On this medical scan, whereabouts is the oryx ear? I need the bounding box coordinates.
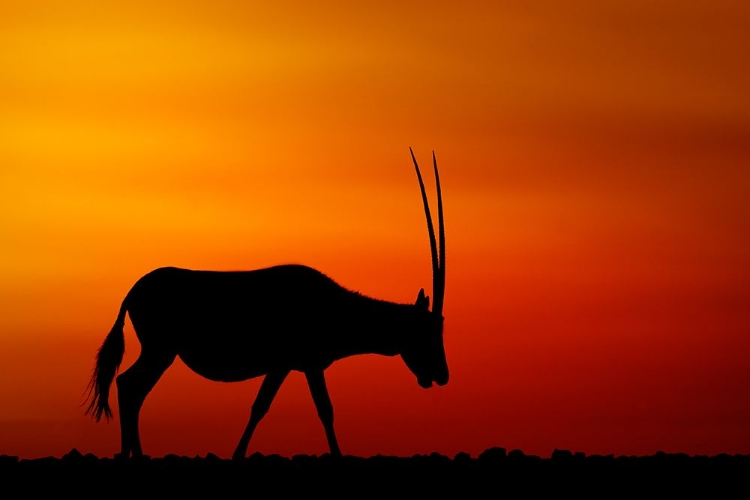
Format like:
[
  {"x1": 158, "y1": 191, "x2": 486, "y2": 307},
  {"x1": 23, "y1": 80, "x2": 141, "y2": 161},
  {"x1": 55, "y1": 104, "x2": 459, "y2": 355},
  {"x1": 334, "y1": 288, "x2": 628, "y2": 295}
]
[{"x1": 416, "y1": 288, "x2": 430, "y2": 310}]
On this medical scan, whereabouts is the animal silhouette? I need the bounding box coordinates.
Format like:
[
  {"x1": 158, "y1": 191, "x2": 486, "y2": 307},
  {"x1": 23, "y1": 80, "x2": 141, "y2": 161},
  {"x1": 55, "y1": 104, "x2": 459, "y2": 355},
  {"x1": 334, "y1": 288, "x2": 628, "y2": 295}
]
[{"x1": 84, "y1": 148, "x2": 448, "y2": 459}]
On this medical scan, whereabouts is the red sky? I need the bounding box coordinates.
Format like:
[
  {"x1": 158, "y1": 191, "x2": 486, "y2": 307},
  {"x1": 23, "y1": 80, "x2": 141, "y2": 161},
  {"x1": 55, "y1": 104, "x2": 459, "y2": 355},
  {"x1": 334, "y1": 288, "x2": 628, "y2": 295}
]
[{"x1": 1, "y1": 0, "x2": 749, "y2": 459}]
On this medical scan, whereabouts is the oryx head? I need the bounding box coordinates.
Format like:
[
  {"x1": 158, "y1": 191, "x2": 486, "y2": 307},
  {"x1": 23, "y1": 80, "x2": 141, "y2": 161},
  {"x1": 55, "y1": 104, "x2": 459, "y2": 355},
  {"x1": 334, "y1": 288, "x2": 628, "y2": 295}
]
[{"x1": 401, "y1": 148, "x2": 449, "y2": 389}]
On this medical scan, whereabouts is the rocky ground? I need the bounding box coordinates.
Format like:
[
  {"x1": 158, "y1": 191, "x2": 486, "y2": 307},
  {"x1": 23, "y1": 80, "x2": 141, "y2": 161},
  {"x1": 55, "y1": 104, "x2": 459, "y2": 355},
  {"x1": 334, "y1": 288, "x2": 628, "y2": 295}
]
[{"x1": 1, "y1": 447, "x2": 747, "y2": 497}]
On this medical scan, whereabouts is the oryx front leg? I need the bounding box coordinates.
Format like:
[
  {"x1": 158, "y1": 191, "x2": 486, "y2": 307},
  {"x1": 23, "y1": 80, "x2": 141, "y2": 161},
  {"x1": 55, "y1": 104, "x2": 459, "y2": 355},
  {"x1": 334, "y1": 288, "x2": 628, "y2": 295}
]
[
  {"x1": 305, "y1": 370, "x2": 342, "y2": 457},
  {"x1": 232, "y1": 370, "x2": 289, "y2": 460}
]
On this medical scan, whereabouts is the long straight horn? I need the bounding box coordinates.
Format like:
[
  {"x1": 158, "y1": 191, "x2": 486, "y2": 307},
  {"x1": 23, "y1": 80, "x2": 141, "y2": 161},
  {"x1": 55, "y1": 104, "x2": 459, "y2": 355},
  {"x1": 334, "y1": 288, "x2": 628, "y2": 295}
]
[
  {"x1": 410, "y1": 147, "x2": 444, "y2": 316},
  {"x1": 432, "y1": 150, "x2": 445, "y2": 317}
]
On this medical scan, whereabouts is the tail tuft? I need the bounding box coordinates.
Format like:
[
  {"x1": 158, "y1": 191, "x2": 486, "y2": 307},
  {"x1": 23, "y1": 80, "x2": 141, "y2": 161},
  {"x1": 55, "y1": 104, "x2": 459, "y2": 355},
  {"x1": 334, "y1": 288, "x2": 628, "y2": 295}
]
[{"x1": 83, "y1": 300, "x2": 127, "y2": 422}]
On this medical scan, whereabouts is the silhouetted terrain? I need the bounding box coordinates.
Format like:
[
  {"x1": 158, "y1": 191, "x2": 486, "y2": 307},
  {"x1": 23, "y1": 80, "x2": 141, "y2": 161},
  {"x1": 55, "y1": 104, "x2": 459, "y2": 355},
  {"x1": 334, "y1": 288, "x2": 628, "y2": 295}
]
[{"x1": 2, "y1": 448, "x2": 746, "y2": 496}]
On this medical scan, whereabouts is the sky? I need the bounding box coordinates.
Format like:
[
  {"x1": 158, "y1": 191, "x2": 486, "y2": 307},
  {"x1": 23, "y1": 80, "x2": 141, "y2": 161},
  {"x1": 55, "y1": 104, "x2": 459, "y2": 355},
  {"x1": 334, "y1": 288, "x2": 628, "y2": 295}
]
[{"x1": 1, "y1": 0, "x2": 749, "y2": 460}]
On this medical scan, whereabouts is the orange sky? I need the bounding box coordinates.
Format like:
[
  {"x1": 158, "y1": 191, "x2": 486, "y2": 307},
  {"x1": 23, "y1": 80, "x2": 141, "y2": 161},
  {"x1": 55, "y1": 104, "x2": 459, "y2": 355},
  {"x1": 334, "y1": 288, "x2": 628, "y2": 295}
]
[{"x1": 1, "y1": 0, "x2": 749, "y2": 459}]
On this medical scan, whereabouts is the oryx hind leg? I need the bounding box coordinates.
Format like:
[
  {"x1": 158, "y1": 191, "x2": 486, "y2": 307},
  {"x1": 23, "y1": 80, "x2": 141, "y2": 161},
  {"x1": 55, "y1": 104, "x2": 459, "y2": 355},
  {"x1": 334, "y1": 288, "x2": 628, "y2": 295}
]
[
  {"x1": 305, "y1": 370, "x2": 342, "y2": 457},
  {"x1": 232, "y1": 370, "x2": 289, "y2": 460},
  {"x1": 115, "y1": 348, "x2": 176, "y2": 459}
]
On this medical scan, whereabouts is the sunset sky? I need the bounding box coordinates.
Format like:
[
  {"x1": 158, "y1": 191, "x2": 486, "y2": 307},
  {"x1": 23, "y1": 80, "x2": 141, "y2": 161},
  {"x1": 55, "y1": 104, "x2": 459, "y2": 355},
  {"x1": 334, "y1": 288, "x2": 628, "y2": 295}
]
[{"x1": 1, "y1": 0, "x2": 749, "y2": 460}]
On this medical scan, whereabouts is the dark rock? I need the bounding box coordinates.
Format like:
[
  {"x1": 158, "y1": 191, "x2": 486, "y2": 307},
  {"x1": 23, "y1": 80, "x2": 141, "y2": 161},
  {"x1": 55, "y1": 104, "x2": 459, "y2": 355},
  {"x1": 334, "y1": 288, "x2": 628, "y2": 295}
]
[
  {"x1": 551, "y1": 449, "x2": 573, "y2": 461},
  {"x1": 478, "y1": 446, "x2": 507, "y2": 463},
  {"x1": 0, "y1": 455, "x2": 19, "y2": 466}
]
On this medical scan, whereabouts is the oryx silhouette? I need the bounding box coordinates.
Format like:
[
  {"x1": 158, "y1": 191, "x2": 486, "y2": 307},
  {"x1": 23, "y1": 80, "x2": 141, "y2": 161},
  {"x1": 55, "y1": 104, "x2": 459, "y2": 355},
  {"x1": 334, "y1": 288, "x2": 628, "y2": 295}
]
[{"x1": 84, "y1": 148, "x2": 448, "y2": 460}]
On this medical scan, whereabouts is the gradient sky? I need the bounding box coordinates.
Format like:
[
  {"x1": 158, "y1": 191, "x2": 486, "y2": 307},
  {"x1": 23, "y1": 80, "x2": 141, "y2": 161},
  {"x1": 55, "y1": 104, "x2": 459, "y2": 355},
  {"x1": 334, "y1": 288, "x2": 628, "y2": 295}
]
[{"x1": 1, "y1": 0, "x2": 749, "y2": 459}]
